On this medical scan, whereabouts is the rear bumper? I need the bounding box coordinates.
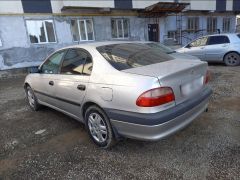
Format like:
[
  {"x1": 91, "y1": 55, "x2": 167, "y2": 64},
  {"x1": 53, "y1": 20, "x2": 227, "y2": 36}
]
[{"x1": 105, "y1": 87, "x2": 212, "y2": 141}]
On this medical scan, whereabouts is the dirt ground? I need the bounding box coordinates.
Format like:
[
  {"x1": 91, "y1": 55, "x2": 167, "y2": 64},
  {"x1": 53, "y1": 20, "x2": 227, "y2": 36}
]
[{"x1": 0, "y1": 64, "x2": 239, "y2": 180}]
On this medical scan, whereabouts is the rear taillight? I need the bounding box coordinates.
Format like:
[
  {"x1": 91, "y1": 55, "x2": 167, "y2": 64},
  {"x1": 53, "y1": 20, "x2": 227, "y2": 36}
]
[
  {"x1": 204, "y1": 70, "x2": 211, "y2": 84},
  {"x1": 136, "y1": 87, "x2": 175, "y2": 107}
]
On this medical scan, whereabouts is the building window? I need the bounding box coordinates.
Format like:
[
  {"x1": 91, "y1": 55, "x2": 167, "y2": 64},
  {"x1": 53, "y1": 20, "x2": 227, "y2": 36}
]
[
  {"x1": 187, "y1": 17, "x2": 199, "y2": 32},
  {"x1": 70, "y1": 19, "x2": 95, "y2": 42},
  {"x1": 207, "y1": 17, "x2": 217, "y2": 33},
  {"x1": 26, "y1": 20, "x2": 56, "y2": 44},
  {"x1": 222, "y1": 17, "x2": 231, "y2": 33},
  {"x1": 111, "y1": 19, "x2": 129, "y2": 39},
  {"x1": 167, "y1": 31, "x2": 177, "y2": 40}
]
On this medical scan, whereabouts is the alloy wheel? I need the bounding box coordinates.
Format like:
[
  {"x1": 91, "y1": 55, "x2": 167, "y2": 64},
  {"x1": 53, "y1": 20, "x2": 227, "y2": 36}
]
[
  {"x1": 88, "y1": 113, "x2": 108, "y2": 143},
  {"x1": 27, "y1": 90, "x2": 35, "y2": 107},
  {"x1": 225, "y1": 53, "x2": 240, "y2": 66}
]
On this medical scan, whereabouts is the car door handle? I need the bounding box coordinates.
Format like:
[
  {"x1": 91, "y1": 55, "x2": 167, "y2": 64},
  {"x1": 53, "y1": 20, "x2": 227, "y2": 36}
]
[
  {"x1": 77, "y1": 84, "x2": 86, "y2": 91},
  {"x1": 49, "y1": 81, "x2": 54, "y2": 86}
]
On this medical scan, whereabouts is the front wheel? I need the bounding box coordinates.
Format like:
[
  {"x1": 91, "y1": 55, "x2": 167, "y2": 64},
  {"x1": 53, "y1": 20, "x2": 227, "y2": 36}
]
[
  {"x1": 26, "y1": 86, "x2": 41, "y2": 111},
  {"x1": 85, "y1": 105, "x2": 115, "y2": 148},
  {"x1": 224, "y1": 52, "x2": 240, "y2": 66}
]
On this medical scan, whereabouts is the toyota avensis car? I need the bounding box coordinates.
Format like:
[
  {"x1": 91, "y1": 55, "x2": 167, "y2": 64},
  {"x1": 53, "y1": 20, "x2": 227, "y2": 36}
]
[
  {"x1": 176, "y1": 33, "x2": 240, "y2": 66},
  {"x1": 24, "y1": 41, "x2": 212, "y2": 148}
]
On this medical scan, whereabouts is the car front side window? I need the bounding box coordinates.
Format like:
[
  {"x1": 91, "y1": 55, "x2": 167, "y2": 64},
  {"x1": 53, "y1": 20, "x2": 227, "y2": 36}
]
[
  {"x1": 188, "y1": 37, "x2": 208, "y2": 48},
  {"x1": 41, "y1": 51, "x2": 66, "y2": 74}
]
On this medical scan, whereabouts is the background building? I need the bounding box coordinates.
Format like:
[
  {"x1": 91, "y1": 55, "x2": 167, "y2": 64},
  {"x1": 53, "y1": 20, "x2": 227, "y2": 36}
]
[{"x1": 0, "y1": 0, "x2": 239, "y2": 69}]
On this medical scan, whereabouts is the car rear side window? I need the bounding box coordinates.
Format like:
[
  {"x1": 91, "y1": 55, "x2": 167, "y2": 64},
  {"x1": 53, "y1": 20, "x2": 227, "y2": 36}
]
[
  {"x1": 60, "y1": 49, "x2": 93, "y2": 75},
  {"x1": 96, "y1": 43, "x2": 173, "y2": 70},
  {"x1": 207, "y1": 36, "x2": 230, "y2": 45}
]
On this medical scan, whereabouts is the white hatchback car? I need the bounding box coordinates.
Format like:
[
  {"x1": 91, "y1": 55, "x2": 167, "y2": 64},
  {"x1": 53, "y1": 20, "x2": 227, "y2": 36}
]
[{"x1": 177, "y1": 33, "x2": 240, "y2": 66}]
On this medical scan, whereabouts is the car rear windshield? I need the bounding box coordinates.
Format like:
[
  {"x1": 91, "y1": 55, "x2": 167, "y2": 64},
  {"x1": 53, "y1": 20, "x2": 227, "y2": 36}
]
[{"x1": 96, "y1": 43, "x2": 173, "y2": 70}]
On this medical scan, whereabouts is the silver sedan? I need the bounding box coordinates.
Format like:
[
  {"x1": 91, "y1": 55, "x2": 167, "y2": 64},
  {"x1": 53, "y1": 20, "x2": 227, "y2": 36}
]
[
  {"x1": 24, "y1": 41, "x2": 212, "y2": 148},
  {"x1": 176, "y1": 33, "x2": 240, "y2": 66}
]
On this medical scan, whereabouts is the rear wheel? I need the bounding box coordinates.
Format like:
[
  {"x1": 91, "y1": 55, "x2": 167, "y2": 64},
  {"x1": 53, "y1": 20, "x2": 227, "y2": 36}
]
[
  {"x1": 85, "y1": 105, "x2": 115, "y2": 148},
  {"x1": 224, "y1": 52, "x2": 240, "y2": 66},
  {"x1": 26, "y1": 86, "x2": 41, "y2": 111}
]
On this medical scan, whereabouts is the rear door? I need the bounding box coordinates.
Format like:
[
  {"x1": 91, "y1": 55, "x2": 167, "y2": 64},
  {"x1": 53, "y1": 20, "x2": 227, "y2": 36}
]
[
  {"x1": 34, "y1": 50, "x2": 66, "y2": 106},
  {"x1": 54, "y1": 48, "x2": 93, "y2": 117},
  {"x1": 204, "y1": 35, "x2": 230, "y2": 61},
  {"x1": 184, "y1": 36, "x2": 208, "y2": 60}
]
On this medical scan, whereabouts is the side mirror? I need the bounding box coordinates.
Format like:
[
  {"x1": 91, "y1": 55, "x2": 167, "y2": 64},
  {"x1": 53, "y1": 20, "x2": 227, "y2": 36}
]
[
  {"x1": 28, "y1": 66, "x2": 40, "y2": 74},
  {"x1": 186, "y1": 44, "x2": 192, "y2": 49}
]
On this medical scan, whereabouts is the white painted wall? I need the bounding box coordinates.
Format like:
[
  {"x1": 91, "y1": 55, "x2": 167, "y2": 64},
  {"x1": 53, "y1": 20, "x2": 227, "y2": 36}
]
[
  {"x1": 62, "y1": 0, "x2": 114, "y2": 8},
  {"x1": 51, "y1": 1, "x2": 64, "y2": 14},
  {"x1": 226, "y1": 0, "x2": 233, "y2": 11},
  {"x1": 0, "y1": 1, "x2": 23, "y2": 13},
  {"x1": 133, "y1": 0, "x2": 174, "y2": 9},
  {"x1": 0, "y1": 16, "x2": 28, "y2": 48}
]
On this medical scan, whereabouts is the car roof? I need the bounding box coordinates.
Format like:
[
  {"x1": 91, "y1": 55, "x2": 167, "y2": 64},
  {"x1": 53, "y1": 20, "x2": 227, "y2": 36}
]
[
  {"x1": 204, "y1": 33, "x2": 237, "y2": 37},
  {"x1": 57, "y1": 41, "x2": 152, "y2": 51}
]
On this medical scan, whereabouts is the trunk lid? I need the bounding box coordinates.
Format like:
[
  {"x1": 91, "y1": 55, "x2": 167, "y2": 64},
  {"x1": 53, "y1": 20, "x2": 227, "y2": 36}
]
[{"x1": 122, "y1": 60, "x2": 208, "y2": 105}]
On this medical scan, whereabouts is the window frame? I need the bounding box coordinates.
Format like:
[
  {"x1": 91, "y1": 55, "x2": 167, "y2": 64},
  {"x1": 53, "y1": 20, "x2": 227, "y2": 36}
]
[
  {"x1": 39, "y1": 49, "x2": 67, "y2": 74},
  {"x1": 187, "y1": 17, "x2": 199, "y2": 32},
  {"x1": 25, "y1": 19, "x2": 57, "y2": 44},
  {"x1": 111, "y1": 18, "x2": 130, "y2": 39},
  {"x1": 70, "y1": 19, "x2": 95, "y2": 42},
  {"x1": 167, "y1": 31, "x2": 177, "y2": 40},
  {"x1": 222, "y1": 17, "x2": 231, "y2": 33},
  {"x1": 59, "y1": 48, "x2": 93, "y2": 76},
  {"x1": 207, "y1": 17, "x2": 218, "y2": 33}
]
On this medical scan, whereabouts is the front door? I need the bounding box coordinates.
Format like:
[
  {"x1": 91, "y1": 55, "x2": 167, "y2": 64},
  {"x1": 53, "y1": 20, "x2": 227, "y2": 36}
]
[
  {"x1": 54, "y1": 48, "x2": 93, "y2": 118},
  {"x1": 184, "y1": 36, "x2": 208, "y2": 61},
  {"x1": 34, "y1": 50, "x2": 66, "y2": 106},
  {"x1": 148, "y1": 24, "x2": 159, "y2": 42}
]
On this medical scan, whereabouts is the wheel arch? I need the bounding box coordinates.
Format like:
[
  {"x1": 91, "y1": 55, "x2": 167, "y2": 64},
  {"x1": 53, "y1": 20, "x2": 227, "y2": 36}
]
[
  {"x1": 81, "y1": 101, "x2": 103, "y2": 120},
  {"x1": 24, "y1": 82, "x2": 30, "y2": 91},
  {"x1": 81, "y1": 101, "x2": 122, "y2": 140}
]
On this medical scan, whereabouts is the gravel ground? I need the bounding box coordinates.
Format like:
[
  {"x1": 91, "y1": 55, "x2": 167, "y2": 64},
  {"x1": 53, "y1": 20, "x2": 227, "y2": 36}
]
[{"x1": 0, "y1": 64, "x2": 239, "y2": 180}]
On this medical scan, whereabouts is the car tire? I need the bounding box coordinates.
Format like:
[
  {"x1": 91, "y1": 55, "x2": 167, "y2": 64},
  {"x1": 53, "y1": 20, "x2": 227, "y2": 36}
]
[
  {"x1": 26, "y1": 86, "x2": 41, "y2": 111},
  {"x1": 85, "y1": 105, "x2": 116, "y2": 148},
  {"x1": 224, "y1": 52, "x2": 240, "y2": 66}
]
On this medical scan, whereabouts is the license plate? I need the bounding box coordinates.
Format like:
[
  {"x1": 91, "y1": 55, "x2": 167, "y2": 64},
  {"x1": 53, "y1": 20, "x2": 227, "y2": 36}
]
[{"x1": 181, "y1": 76, "x2": 204, "y2": 96}]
